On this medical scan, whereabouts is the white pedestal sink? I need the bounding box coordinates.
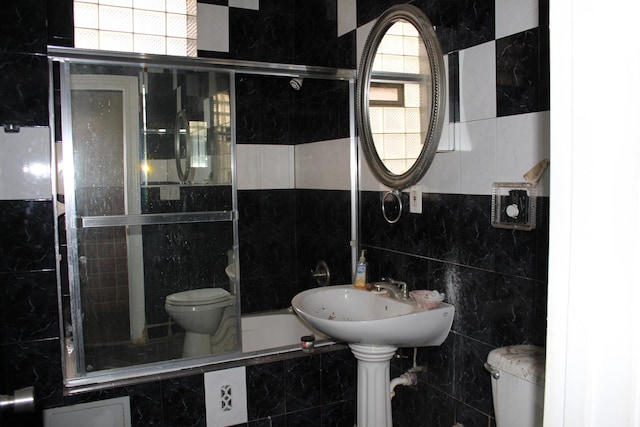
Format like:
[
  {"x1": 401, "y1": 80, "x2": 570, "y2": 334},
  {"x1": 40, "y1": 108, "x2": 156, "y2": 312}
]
[{"x1": 291, "y1": 285, "x2": 454, "y2": 427}]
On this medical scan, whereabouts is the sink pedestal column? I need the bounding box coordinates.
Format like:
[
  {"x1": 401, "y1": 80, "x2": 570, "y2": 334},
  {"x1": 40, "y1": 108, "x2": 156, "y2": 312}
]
[{"x1": 349, "y1": 344, "x2": 398, "y2": 427}]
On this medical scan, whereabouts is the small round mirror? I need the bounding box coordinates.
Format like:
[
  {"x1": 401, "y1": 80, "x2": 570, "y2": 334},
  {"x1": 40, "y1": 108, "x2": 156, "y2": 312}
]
[{"x1": 357, "y1": 4, "x2": 446, "y2": 190}]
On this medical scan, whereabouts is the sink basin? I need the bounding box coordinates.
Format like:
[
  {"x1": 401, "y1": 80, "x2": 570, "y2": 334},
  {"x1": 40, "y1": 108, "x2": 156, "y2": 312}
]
[{"x1": 291, "y1": 285, "x2": 454, "y2": 347}]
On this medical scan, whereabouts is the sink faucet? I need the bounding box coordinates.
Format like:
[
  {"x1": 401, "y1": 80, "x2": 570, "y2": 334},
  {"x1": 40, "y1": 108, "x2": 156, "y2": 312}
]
[{"x1": 372, "y1": 278, "x2": 411, "y2": 300}]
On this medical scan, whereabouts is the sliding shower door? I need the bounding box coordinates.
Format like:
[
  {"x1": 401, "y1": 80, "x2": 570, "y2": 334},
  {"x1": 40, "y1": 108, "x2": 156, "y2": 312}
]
[{"x1": 57, "y1": 60, "x2": 237, "y2": 377}]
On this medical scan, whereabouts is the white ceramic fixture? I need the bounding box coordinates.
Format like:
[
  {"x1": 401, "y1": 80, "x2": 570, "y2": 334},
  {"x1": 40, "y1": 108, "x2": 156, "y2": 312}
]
[
  {"x1": 165, "y1": 288, "x2": 235, "y2": 358},
  {"x1": 291, "y1": 285, "x2": 454, "y2": 427},
  {"x1": 291, "y1": 285, "x2": 453, "y2": 347},
  {"x1": 485, "y1": 345, "x2": 545, "y2": 427}
]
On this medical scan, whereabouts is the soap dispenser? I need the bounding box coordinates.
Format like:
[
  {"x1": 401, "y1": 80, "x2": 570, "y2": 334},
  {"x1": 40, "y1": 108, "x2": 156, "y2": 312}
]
[{"x1": 354, "y1": 250, "x2": 368, "y2": 289}]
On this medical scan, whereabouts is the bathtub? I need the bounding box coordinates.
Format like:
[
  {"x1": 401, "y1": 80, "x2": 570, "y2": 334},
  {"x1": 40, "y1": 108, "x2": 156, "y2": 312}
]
[{"x1": 241, "y1": 310, "x2": 333, "y2": 353}]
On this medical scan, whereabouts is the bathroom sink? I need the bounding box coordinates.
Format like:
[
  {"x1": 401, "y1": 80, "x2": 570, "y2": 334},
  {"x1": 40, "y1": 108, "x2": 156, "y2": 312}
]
[{"x1": 291, "y1": 285, "x2": 454, "y2": 347}]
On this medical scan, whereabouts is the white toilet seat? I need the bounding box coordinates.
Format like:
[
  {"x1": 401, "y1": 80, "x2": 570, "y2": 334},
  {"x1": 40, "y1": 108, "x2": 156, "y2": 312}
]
[{"x1": 166, "y1": 288, "x2": 231, "y2": 306}]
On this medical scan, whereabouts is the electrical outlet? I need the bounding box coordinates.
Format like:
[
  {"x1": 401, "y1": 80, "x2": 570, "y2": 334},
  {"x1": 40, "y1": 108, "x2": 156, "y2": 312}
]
[
  {"x1": 205, "y1": 367, "x2": 247, "y2": 427},
  {"x1": 409, "y1": 185, "x2": 422, "y2": 214}
]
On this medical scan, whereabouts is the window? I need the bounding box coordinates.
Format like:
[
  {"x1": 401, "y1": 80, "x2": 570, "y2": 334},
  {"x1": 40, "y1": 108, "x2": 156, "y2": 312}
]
[
  {"x1": 74, "y1": 0, "x2": 197, "y2": 57},
  {"x1": 370, "y1": 21, "x2": 430, "y2": 175}
]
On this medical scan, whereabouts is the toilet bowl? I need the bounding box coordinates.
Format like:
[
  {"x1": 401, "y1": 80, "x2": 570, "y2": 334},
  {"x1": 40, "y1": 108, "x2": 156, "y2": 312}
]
[
  {"x1": 165, "y1": 288, "x2": 235, "y2": 358},
  {"x1": 485, "y1": 345, "x2": 545, "y2": 427}
]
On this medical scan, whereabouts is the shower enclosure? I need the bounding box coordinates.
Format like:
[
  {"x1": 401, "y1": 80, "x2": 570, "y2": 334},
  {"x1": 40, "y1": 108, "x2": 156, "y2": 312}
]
[
  {"x1": 51, "y1": 47, "x2": 357, "y2": 391},
  {"x1": 56, "y1": 58, "x2": 236, "y2": 376}
]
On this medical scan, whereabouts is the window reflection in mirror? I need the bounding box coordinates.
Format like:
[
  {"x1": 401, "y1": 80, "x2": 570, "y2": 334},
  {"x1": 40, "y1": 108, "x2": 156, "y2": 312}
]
[
  {"x1": 357, "y1": 4, "x2": 448, "y2": 191},
  {"x1": 369, "y1": 20, "x2": 432, "y2": 176}
]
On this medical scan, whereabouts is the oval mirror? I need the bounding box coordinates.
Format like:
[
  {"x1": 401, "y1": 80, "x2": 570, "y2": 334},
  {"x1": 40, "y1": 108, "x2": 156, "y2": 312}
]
[{"x1": 357, "y1": 4, "x2": 446, "y2": 190}]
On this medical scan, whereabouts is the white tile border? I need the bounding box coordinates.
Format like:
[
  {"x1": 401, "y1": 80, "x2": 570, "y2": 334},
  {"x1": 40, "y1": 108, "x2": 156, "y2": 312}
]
[
  {"x1": 0, "y1": 127, "x2": 52, "y2": 201},
  {"x1": 495, "y1": 0, "x2": 538, "y2": 39},
  {"x1": 197, "y1": 4, "x2": 229, "y2": 52},
  {"x1": 459, "y1": 41, "x2": 496, "y2": 122}
]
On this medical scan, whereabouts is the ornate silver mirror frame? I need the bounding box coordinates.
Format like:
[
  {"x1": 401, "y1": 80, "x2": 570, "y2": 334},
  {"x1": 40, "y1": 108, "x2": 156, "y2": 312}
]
[{"x1": 356, "y1": 4, "x2": 446, "y2": 191}]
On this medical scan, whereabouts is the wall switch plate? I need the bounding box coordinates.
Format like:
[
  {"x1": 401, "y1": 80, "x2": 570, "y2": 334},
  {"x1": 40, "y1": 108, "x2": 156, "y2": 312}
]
[
  {"x1": 205, "y1": 367, "x2": 248, "y2": 427},
  {"x1": 160, "y1": 185, "x2": 180, "y2": 200},
  {"x1": 409, "y1": 185, "x2": 422, "y2": 214}
]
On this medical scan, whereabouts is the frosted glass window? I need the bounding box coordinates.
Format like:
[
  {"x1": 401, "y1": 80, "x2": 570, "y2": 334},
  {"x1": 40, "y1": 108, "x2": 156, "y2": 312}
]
[
  {"x1": 383, "y1": 134, "x2": 406, "y2": 160},
  {"x1": 405, "y1": 134, "x2": 422, "y2": 158},
  {"x1": 100, "y1": 31, "x2": 133, "y2": 51},
  {"x1": 75, "y1": 2, "x2": 99, "y2": 28},
  {"x1": 166, "y1": 37, "x2": 187, "y2": 56},
  {"x1": 383, "y1": 108, "x2": 406, "y2": 133},
  {"x1": 75, "y1": 28, "x2": 99, "y2": 49},
  {"x1": 134, "y1": 34, "x2": 166, "y2": 55},
  {"x1": 167, "y1": 13, "x2": 187, "y2": 38},
  {"x1": 134, "y1": 0, "x2": 164, "y2": 11},
  {"x1": 405, "y1": 108, "x2": 421, "y2": 133},
  {"x1": 167, "y1": 0, "x2": 187, "y2": 14},
  {"x1": 134, "y1": 9, "x2": 166, "y2": 35},
  {"x1": 101, "y1": 0, "x2": 131, "y2": 7},
  {"x1": 74, "y1": 0, "x2": 197, "y2": 56},
  {"x1": 369, "y1": 107, "x2": 384, "y2": 133},
  {"x1": 404, "y1": 84, "x2": 420, "y2": 108},
  {"x1": 369, "y1": 20, "x2": 430, "y2": 168},
  {"x1": 100, "y1": 5, "x2": 133, "y2": 32}
]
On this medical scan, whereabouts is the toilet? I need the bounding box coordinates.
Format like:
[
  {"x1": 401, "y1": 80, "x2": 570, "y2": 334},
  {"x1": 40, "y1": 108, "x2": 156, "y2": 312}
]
[
  {"x1": 165, "y1": 288, "x2": 235, "y2": 358},
  {"x1": 486, "y1": 345, "x2": 545, "y2": 427}
]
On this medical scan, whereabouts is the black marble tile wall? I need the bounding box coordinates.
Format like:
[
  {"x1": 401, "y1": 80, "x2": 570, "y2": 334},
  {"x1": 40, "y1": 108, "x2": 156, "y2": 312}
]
[
  {"x1": 236, "y1": 74, "x2": 293, "y2": 145},
  {"x1": 454, "y1": 0, "x2": 495, "y2": 50},
  {"x1": 0, "y1": 0, "x2": 50, "y2": 126},
  {"x1": 292, "y1": 79, "x2": 351, "y2": 143},
  {"x1": 0, "y1": 201, "x2": 61, "y2": 426},
  {"x1": 47, "y1": 0, "x2": 74, "y2": 48},
  {"x1": 295, "y1": 190, "x2": 352, "y2": 288},
  {"x1": 205, "y1": 0, "x2": 352, "y2": 69},
  {"x1": 360, "y1": 191, "x2": 549, "y2": 425},
  {"x1": 236, "y1": 75, "x2": 350, "y2": 145},
  {"x1": 0, "y1": 201, "x2": 55, "y2": 273},
  {"x1": 247, "y1": 349, "x2": 355, "y2": 426},
  {"x1": 229, "y1": 1, "x2": 296, "y2": 64},
  {"x1": 38, "y1": 348, "x2": 354, "y2": 427},
  {"x1": 355, "y1": 0, "x2": 495, "y2": 54},
  {"x1": 294, "y1": 0, "x2": 340, "y2": 68},
  {"x1": 0, "y1": 53, "x2": 49, "y2": 126},
  {"x1": 0, "y1": 0, "x2": 47, "y2": 54},
  {"x1": 238, "y1": 189, "x2": 298, "y2": 314},
  {"x1": 496, "y1": 27, "x2": 550, "y2": 116},
  {"x1": 238, "y1": 188, "x2": 352, "y2": 314}
]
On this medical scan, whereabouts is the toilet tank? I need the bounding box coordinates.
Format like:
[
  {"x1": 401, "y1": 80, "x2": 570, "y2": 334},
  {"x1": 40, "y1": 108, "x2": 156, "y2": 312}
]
[{"x1": 486, "y1": 345, "x2": 545, "y2": 427}]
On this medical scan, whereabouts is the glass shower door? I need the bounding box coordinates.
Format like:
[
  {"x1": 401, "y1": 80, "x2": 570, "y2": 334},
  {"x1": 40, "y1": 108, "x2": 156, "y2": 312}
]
[{"x1": 58, "y1": 61, "x2": 237, "y2": 377}]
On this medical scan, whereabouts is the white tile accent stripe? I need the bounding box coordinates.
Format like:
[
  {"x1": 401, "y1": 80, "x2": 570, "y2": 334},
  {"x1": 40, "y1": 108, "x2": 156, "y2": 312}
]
[
  {"x1": 0, "y1": 127, "x2": 51, "y2": 201},
  {"x1": 229, "y1": 0, "x2": 259, "y2": 10},
  {"x1": 295, "y1": 138, "x2": 351, "y2": 190},
  {"x1": 337, "y1": 0, "x2": 357, "y2": 37},
  {"x1": 459, "y1": 41, "x2": 496, "y2": 122},
  {"x1": 197, "y1": 4, "x2": 229, "y2": 52},
  {"x1": 236, "y1": 144, "x2": 294, "y2": 190},
  {"x1": 495, "y1": 0, "x2": 538, "y2": 39}
]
